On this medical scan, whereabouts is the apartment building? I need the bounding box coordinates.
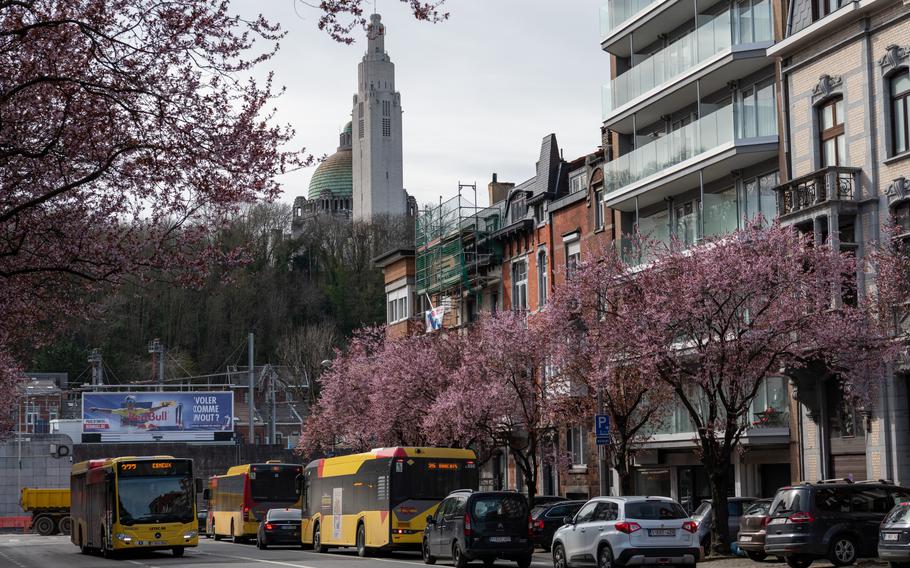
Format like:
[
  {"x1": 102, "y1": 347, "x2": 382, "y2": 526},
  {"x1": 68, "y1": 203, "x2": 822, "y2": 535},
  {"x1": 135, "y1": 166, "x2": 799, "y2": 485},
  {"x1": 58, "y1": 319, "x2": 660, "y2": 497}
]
[
  {"x1": 599, "y1": 0, "x2": 792, "y2": 503},
  {"x1": 769, "y1": 0, "x2": 910, "y2": 484}
]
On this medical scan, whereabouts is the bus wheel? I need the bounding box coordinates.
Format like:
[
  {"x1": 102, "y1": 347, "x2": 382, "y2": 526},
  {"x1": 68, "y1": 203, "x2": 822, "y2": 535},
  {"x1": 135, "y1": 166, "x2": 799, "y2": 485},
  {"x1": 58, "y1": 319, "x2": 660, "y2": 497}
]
[
  {"x1": 356, "y1": 524, "x2": 371, "y2": 557},
  {"x1": 58, "y1": 516, "x2": 72, "y2": 536},
  {"x1": 173, "y1": 547, "x2": 185, "y2": 557},
  {"x1": 313, "y1": 524, "x2": 325, "y2": 553},
  {"x1": 33, "y1": 515, "x2": 55, "y2": 536}
]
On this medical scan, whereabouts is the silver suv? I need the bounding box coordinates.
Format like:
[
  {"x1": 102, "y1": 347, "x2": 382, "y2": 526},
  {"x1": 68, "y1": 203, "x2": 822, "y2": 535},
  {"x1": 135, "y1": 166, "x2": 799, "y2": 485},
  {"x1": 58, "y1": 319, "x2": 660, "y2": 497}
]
[{"x1": 552, "y1": 497, "x2": 700, "y2": 568}]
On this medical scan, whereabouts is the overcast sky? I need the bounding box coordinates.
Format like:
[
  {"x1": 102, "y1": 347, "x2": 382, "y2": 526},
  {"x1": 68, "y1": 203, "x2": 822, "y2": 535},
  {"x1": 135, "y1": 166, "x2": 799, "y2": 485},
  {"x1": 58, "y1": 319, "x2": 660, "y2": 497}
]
[{"x1": 234, "y1": 0, "x2": 605, "y2": 208}]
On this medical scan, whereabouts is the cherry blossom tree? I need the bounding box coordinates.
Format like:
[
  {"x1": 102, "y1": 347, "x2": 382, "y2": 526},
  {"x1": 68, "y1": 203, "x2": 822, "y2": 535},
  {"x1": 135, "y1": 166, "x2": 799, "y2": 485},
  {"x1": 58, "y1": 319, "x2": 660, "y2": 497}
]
[
  {"x1": 299, "y1": 0, "x2": 449, "y2": 43},
  {"x1": 589, "y1": 222, "x2": 895, "y2": 554}
]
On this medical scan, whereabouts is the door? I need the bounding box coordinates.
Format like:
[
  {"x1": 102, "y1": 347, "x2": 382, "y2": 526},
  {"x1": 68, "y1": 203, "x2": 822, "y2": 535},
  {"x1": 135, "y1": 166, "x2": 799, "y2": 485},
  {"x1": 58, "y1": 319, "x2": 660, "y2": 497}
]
[
  {"x1": 585, "y1": 502, "x2": 619, "y2": 561},
  {"x1": 849, "y1": 487, "x2": 892, "y2": 555},
  {"x1": 430, "y1": 498, "x2": 454, "y2": 556},
  {"x1": 563, "y1": 501, "x2": 597, "y2": 564}
]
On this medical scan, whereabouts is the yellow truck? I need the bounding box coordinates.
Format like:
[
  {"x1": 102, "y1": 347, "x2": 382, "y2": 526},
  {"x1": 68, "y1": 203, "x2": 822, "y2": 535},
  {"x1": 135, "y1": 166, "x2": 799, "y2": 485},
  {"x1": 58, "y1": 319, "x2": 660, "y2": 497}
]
[{"x1": 20, "y1": 488, "x2": 71, "y2": 535}]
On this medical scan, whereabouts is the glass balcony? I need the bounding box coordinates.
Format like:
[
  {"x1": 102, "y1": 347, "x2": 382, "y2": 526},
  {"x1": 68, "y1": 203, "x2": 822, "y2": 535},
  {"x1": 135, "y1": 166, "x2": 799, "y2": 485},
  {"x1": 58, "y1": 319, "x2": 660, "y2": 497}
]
[
  {"x1": 600, "y1": 0, "x2": 658, "y2": 37},
  {"x1": 605, "y1": 104, "x2": 734, "y2": 194},
  {"x1": 602, "y1": 0, "x2": 772, "y2": 117}
]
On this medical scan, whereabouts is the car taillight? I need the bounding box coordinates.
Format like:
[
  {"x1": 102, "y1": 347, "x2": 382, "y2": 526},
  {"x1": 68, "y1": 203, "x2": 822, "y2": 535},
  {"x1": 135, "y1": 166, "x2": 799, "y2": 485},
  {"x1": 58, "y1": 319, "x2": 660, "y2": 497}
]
[
  {"x1": 265, "y1": 523, "x2": 273, "y2": 530},
  {"x1": 615, "y1": 521, "x2": 641, "y2": 534},
  {"x1": 682, "y1": 521, "x2": 698, "y2": 534},
  {"x1": 244, "y1": 506, "x2": 251, "y2": 521},
  {"x1": 528, "y1": 514, "x2": 534, "y2": 537},
  {"x1": 464, "y1": 513, "x2": 472, "y2": 537},
  {"x1": 534, "y1": 519, "x2": 545, "y2": 530},
  {"x1": 789, "y1": 512, "x2": 814, "y2": 524}
]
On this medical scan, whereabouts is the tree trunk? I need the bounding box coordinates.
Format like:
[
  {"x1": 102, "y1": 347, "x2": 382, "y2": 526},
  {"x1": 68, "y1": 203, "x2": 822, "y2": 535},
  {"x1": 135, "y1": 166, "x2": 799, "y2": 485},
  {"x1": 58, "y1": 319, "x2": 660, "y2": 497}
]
[
  {"x1": 612, "y1": 441, "x2": 633, "y2": 496},
  {"x1": 707, "y1": 466, "x2": 731, "y2": 556}
]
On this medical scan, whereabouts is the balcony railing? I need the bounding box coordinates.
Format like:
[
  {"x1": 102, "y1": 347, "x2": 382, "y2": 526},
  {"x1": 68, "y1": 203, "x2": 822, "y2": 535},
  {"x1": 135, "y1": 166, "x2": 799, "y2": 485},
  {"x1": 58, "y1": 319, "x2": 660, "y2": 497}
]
[
  {"x1": 601, "y1": 1, "x2": 772, "y2": 117},
  {"x1": 600, "y1": 0, "x2": 658, "y2": 37},
  {"x1": 775, "y1": 166, "x2": 862, "y2": 216}
]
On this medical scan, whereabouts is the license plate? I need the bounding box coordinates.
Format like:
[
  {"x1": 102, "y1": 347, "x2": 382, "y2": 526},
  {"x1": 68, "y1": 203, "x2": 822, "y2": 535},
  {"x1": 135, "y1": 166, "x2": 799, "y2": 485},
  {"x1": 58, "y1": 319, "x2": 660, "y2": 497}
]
[
  {"x1": 769, "y1": 518, "x2": 787, "y2": 525},
  {"x1": 489, "y1": 536, "x2": 511, "y2": 543},
  {"x1": 649, "y1": 529, "x2": 675, "y2": 537},
  {"x1": 884, "y1": 533, "x2": 900, "y2": 541},
  {"x1": 281, "y1": 525, "x2": 295, "y2": 529},
  {"x1": 740, "y1": 535, "x2": 753, "y2": 542}
]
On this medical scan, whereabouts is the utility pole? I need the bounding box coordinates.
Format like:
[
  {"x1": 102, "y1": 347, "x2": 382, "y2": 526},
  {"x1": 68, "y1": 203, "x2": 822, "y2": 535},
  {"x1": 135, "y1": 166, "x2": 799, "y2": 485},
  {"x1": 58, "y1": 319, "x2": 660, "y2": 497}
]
[
  {"x1": 248, "y1": 332, "x2": 255, "y2": 444},
  {"x1": 88, "y1": 348, "x2": 103, "y2": 386},
  {"x1": 269, "y1": 367, "x2": 277, "y2": 446},
  {"x1": 148, "y1": 339, "x2": 165, "y2": 390}
]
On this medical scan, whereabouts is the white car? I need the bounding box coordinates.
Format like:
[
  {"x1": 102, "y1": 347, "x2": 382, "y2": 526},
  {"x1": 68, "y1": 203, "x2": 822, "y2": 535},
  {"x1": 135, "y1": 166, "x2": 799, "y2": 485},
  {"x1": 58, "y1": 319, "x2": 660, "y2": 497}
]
[{"x1": 551, "y1": 496, "x2": 700, "y2": 568}]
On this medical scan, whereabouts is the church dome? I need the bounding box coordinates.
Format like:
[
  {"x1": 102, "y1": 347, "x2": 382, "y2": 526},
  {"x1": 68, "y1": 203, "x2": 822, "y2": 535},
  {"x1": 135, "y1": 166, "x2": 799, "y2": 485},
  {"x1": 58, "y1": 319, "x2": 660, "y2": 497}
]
[{"x1": 308, "y1": 123, "x2": 354, "y2": 200}]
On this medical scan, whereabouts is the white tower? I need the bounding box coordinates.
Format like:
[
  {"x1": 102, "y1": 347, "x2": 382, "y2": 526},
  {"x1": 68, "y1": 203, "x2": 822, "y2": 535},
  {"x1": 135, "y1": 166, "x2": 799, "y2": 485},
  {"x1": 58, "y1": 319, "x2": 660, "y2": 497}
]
[{"x1": 352, "y1": 13, "x2": 407, "y2": 222}]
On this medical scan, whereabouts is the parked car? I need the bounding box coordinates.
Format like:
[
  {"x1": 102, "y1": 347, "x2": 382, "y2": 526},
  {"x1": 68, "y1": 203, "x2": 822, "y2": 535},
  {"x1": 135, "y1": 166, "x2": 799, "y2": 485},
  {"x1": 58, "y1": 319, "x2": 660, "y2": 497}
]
[
  {"x1": 691, "y1": 497, "x2": 757, "y2": 549},
  {"x1": 531, "y1": 500, "x2": 585, "y2": 552},
  {"x1": 551, "y1": 496, "x2": 700, "y2": 568},
  {"x1": 764, "y1": 480, "x2": 910, "y2": 568},
  {"x1": 257, "y1": 508, "x2": 302, "y2": 550},
  {"x1": 532, "y1": 496, "x2": 569, "y2": 507},
  {"x1": 422, "y1": 490, "x2": 534, "y2": 568},
  {"x1": 879, "y1": 501, "x2": 910, "y2": 568},
  {"x1": 737, "y1": 498, "x2": 773, "y2": 561}
]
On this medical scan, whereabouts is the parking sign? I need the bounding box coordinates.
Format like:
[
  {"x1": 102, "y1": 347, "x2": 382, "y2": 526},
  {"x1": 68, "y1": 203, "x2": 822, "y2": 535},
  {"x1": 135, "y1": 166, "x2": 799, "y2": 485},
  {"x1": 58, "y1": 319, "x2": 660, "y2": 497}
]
[{"x1": 595, "y1": 414, "x2": 610, "y2": 437}]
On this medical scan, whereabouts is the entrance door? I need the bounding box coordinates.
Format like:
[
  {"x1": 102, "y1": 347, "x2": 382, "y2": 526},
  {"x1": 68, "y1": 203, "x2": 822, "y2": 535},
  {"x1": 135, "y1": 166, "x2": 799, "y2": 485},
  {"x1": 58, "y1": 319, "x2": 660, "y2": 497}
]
[
  {"x1": 826, "y1": 383, "x2": 866, "y2": 480},
  {"x1": 759, "y1": 464, "x2": 791, "y2": 498}
]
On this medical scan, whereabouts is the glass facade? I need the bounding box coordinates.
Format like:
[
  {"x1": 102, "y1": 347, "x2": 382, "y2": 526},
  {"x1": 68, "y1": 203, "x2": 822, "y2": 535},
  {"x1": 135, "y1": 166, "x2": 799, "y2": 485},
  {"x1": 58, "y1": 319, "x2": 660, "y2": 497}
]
[{"x1": 600, "y1": 0, "x2": 660, "y2": 37}]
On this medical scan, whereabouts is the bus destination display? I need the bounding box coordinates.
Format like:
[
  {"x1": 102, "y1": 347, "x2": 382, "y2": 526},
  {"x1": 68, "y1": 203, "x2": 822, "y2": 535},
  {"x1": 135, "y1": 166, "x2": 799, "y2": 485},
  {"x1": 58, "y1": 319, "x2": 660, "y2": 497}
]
[{"x1": 119, "y1": 460, "x2": 191, "y2": 476}]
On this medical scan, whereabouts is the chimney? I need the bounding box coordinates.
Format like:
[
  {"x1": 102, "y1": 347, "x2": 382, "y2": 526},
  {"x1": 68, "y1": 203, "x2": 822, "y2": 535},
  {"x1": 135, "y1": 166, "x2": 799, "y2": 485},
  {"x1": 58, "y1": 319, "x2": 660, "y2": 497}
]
[{"x1": 488, "y1": 173, "x2": 513, "y2": 206}]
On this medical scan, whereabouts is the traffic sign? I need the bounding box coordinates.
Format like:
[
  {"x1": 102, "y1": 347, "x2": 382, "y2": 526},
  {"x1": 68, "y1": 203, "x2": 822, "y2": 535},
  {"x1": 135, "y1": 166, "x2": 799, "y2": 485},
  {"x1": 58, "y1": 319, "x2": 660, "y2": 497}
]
[
  {"x1": 596, "y1": 436, "x2": 610, "y2": 446},
  {"x1": 595, "y1": 414, "x2": 610, "y2": 437}
]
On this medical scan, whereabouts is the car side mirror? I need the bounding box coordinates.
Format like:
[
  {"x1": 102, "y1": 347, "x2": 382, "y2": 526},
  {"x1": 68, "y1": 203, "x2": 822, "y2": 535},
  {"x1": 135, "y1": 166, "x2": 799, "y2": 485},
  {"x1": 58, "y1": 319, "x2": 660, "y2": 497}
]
[
  {"x1": 195, "y1": 478, "x2": 203, "y2": 494},
  {"x1": 426, "y1": 515, "x2": 436, "y2": 525},
  {"x1": 202, "y1": 488, "x2": 211, "y2": 500},
  {"x1": 563, "y1": 516, "x2": 574, "y2": 526}
]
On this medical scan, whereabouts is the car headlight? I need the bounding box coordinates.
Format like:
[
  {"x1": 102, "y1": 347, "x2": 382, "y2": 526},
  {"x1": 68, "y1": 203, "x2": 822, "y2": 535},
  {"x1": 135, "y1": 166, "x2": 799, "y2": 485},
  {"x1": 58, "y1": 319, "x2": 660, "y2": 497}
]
[
  {"x1": 115, "y1": 533, "x2": 132, "y2": 543},
  {"x1": 183, "y1": 530, "x2": 198, "y2": 539}
]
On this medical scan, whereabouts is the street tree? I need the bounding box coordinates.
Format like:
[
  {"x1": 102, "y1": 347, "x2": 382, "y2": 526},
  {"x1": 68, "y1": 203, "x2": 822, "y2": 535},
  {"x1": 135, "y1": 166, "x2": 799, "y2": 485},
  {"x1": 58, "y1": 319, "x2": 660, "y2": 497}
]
[{"x1": 586, "y1": 223, "x2": 894, "y2": 554}]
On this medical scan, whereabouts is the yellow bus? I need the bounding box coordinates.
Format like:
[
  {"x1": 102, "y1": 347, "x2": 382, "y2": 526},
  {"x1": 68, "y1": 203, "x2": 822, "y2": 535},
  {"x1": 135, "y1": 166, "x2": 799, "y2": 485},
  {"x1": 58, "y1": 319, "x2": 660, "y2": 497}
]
[
  {"x1": 205, "y1": 461, "x2": 303, "y2": 542},
  {"x1": 302, "y1": 447, "x2": 477, "y2": 556},
  {"x1": 70, "y1": 456, "x2": 201, "y2": 558}
]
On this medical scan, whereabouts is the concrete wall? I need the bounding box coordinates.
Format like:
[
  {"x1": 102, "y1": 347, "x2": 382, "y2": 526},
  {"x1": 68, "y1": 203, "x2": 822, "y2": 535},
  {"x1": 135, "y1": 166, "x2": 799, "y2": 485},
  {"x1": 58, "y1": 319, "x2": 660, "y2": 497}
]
[{"x1": 0, "y1": 434, "x2": 73, "y2": 517}]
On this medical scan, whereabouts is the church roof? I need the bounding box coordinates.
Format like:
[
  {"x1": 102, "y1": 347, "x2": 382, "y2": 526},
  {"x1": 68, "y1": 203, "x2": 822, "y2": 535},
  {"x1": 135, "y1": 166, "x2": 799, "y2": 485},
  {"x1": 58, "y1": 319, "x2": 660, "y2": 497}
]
[{"x1": 308, "y1": 148, "x2": 353, "y2": 200}]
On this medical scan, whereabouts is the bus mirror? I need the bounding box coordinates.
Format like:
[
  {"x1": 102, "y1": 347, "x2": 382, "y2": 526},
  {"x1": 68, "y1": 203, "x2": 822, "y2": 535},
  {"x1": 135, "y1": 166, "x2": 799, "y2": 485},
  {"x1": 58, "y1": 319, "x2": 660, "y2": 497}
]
[
  {"x1": 426, "y1": 515, "x2": 435, "y2": 526},
  {"x1": 295, "y1": 474, "x2": 302, "y2": 496},
  {"x1": 195, "y1": 478, "x2": 203, "y2": 494},
  {"x1": 202, "y1": 488, "x2": 211, "y2": 500}
]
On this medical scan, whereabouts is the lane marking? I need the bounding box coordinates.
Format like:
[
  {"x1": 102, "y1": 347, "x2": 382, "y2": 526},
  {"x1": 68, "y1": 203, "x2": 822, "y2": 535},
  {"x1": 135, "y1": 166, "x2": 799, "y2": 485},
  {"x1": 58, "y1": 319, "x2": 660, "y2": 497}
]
[{"x1": 197, "y1": 550, "x2": 320, "y2": 568}]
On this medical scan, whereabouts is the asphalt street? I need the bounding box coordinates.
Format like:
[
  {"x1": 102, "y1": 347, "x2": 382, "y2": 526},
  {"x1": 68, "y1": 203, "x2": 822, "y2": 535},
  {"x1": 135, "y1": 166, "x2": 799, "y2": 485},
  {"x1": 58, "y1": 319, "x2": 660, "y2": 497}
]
[{"x1": 0, "y1": 534, "x2": 890, "y2": 568}]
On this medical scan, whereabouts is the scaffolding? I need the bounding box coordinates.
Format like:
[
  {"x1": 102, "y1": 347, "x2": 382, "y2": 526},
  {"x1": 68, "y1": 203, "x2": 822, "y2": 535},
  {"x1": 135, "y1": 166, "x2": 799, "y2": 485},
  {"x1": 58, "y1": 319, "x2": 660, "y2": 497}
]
[{"x1": 415, "y1": 185, "x2": 503, "y2": 322}]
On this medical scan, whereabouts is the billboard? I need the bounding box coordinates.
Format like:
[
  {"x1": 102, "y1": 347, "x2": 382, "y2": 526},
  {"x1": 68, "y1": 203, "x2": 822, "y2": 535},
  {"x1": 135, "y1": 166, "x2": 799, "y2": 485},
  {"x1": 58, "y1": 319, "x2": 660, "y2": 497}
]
[{"x1": 82, "y1": 392, "x2": 233, "y2": 442}]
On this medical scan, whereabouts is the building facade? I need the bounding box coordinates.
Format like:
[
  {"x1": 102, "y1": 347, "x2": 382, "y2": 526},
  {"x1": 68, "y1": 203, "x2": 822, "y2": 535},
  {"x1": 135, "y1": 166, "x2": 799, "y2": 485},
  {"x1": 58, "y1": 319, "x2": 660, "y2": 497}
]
[{"x1": 770, "y1": 0, "x2": 910, "y2": 485}]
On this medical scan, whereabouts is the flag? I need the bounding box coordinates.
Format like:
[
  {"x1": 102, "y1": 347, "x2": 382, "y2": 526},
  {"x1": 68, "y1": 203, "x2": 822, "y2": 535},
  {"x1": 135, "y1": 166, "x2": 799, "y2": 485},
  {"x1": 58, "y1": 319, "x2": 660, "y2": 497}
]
[{"x1": 425, "y1": 305, "x2": 445, "y2": 332}]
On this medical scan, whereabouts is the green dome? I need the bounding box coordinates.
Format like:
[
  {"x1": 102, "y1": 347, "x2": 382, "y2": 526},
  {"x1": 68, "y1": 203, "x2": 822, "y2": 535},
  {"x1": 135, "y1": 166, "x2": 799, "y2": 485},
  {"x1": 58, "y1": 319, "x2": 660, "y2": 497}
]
[
  {"x1": 308, "y1": 148, "x2": 353, "y2": 200},
  {"x1": 343, "y1": 121, "x2": 352, "y2": 135}
]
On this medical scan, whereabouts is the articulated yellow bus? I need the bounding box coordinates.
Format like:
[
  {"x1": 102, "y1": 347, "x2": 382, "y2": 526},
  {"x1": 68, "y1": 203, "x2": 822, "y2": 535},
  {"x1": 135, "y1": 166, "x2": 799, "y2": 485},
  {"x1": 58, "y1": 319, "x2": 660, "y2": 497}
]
[
  {"x1": 302, "y1": 447, "x2": 478, "y2": 556},
  {"x1": 205, "y1": 461, "x2": 303, "y2": 542},
  {"x1": 70, "y1": 456, "x2": 200, "y2": 558}
]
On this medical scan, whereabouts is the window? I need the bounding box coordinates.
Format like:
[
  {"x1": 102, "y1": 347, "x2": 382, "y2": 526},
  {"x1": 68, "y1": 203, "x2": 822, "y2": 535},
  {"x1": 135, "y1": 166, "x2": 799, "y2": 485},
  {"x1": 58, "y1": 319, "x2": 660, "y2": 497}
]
[
  {"x1": 743, "y1": 171, "x2": 779, "y2": 223},
  {"x1": 387, "y1": 286, "x2": 410, "y2": 324},
  {"x1": 594, "y1": 502, "x2": 619, "y2": 521},
  {"x1": 739, "y1": 78, "x2": 776, "y2": 138},
  {"x1": 819, "y1": 97, "x2": 845, "y2": 166},
  {"x1": 892, "y1": 70, "x2": 910, "y2": 155},
  {"x1": 382, "y1": 118, "x2": 391, "y2": 137},
  {"x1": 734, "y1": 0, "x2": 771, "y2": 43},
  {"x1": 827, "y1": 384, "x2": 865, "y2": 439},
  {"x1": 512, "y1": 260, "x2": 528, "y2": 311},
  {"x1": 574, "y1": 501, "x2": 597, "y2": 523},
  {"x1": 570, "y1": 172, "x2": 588, "y2": 194},
  {"x1": 565, "y1": 238, "x2": 580, "y2": 275},
  {"x1": 815, "y1": 488, "x2": 851, "y2": 513},
  {"x1": 675, "y1": 200, "x2": 699, "y2": 246},
  {"x1": 359, "y1": 119, "x2": 364, "y2": 139},
  {"x1": 567, "y1": 425, "x2": 586, "y2": 466},
  {"x1": 812, "y1": 0, "x2": 840, "y2": 21},
  {"x1": 594, "y1": 189, "x2": 605, "y2": 230},
  {"x1": 382, "y1": 100, "x2": 391, "y2": 117},
  {"x1": 537, "y1": 250, "x2": 548, "y2": 307},
  {"x1": 750, "y1": 376, "x2": 790, "y2": 427}
]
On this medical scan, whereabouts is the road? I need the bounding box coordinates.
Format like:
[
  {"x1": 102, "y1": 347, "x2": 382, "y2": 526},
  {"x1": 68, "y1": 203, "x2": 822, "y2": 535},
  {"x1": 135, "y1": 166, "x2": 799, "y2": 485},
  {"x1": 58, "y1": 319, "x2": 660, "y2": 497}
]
[
  {"x1": 0, "y1": 534, "x2": 890, "y2": 568},
  {"x1": 0, "y1": 534, "x2": 557, "y2": 568}
]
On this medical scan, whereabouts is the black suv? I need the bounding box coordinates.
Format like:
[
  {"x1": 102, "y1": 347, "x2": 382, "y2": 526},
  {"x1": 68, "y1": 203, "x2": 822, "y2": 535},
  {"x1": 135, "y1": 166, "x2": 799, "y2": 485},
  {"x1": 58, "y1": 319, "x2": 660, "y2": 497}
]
[
  {"x1": 423, "y1": 490, "x2": 534, "y2": 568},
  {"x1": 764, "y1": 480, "x2": 910, "y2": 568}
]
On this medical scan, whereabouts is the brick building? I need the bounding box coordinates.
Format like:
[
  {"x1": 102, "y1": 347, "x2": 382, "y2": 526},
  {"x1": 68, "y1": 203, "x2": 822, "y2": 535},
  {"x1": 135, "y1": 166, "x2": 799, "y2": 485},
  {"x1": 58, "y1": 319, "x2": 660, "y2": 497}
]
[
  {"x1": 16, "y1": 376, "x2": 65, "y2": 434},
  {"x1": 769, "y1": 0, "x2": 910, "y2": 484}
]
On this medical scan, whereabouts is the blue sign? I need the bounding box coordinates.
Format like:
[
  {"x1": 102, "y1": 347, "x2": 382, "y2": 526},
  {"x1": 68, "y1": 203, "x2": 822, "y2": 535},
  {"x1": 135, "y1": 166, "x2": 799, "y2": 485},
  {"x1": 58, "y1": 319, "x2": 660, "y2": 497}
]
[
  {"x1": 83, "y1": 391, "x2": 233, "y2": 434},
  {"x1": 595, "y1": 414, "x2": 610, "y2": 438}
]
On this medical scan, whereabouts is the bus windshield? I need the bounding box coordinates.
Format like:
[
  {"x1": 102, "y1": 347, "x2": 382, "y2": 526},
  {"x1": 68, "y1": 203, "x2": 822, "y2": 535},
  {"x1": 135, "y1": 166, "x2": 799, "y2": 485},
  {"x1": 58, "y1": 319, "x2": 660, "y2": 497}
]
[
  {"x1": 251, "y1": 466, "x2": 299, "y2": 503},
  {"x1": 393, "y1": 459, "x2": 477, "y2": 502},
  {"x1": 118, "y1": 475, "x2": 194, "y2": 525}
]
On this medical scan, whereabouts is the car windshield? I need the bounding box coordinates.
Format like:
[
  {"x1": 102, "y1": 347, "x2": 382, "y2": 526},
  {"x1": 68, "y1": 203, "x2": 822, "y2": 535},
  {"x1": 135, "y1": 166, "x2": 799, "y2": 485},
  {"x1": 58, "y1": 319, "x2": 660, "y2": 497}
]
[
  {"x1": 770, "y1": 489, "x2": 809, "y2": 516},
  {"x1": 745, "y1": 501, "x2": 771, "y2": 516},
  {"x1": 268, "y1": 509, "x2": 301, "y2": 521},
  {"x1": 625, "y1": 501, "x2": 688, "y2": 520},
  {"x1": 692, "y1": 502, "x2": 711, "y2": 518},
  {"x1": 885, "y1": 505, "x2": 910, "y2": 524}
]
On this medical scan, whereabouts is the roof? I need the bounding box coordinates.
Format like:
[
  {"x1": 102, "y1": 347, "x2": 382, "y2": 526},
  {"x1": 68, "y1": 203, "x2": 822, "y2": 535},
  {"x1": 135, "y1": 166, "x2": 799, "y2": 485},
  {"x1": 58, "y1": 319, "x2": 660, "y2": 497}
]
[
  {"x1": 308, "y1": 148, "x2": 353, "y2": 200},
  {"x1": 19, "y1": 378, "x2": 61, "y2": 396},
  {"x1": 372, "y1": 247, "x2": 416, "y2": 268}
]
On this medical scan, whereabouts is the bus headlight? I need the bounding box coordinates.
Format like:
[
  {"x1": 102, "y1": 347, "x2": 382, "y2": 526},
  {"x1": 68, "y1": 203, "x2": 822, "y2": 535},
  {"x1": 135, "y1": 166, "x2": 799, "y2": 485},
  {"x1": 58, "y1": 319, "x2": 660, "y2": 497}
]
[
  {"x1": 183, "y1": 530, "x2": 198, "y2": 539},
  {"x1": 115, "y1": 533, "x2": 132, "y2": 543}
]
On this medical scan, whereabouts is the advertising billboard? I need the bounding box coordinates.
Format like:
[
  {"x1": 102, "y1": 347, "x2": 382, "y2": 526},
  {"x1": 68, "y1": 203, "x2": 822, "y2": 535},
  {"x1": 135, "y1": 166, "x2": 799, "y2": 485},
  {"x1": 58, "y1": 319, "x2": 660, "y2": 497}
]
[{"x1": 82, "y1": 391, "x2": 233, "y2": 442}]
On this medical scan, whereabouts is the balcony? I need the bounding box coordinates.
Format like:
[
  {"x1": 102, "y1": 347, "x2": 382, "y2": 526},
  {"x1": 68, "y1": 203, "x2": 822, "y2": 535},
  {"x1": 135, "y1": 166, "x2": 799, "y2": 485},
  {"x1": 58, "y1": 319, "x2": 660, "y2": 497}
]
[
  {"x1": 775, "y1": 166, "x2": 862, "y2": 218},
  {"x1": 600, "y1": 0, "x2": 660, "y2": 38},
  {"x1": 602, "y1": 0, "x2": 773, "y2": 128}
]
